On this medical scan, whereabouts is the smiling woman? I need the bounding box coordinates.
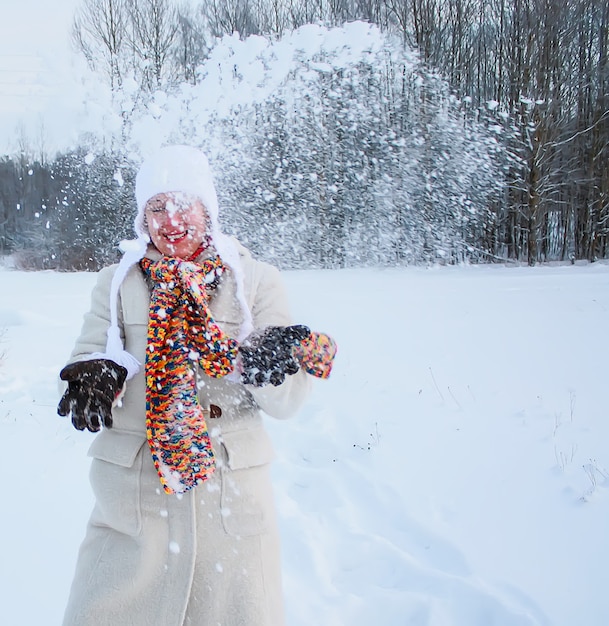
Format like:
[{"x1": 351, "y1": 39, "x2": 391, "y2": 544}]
[{"x1": 56, "y1": 144, "x2": 338, "y2": 626}]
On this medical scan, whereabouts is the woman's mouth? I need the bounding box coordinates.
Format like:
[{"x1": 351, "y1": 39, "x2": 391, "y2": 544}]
[{"x1": 164, "y1": 231, "x2": 188, "y2": 243}]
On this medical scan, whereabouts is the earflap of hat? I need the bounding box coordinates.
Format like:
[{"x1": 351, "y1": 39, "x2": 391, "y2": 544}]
[{"x1": 89, "y1": 236, "x2": 148, "y2": 380}]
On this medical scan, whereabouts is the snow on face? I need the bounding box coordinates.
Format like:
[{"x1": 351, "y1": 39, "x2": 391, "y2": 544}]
[{"x1": 144, "y1": 192, "x2": 210, "y2": 259}]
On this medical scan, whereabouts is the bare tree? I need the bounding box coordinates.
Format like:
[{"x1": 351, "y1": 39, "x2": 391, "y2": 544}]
[
  {"x1": 200, "y1": 0, "x2": 262, "y2": 38},
  {"x1": 72, "y1": 0, "x2": 129, "y2": 91},
  {"x1": 30, "y1": 0, "x2": 609, "y2": 265},
  {"x1": 127, "y1": 0, "x2": 180, "y2": 90},
  {"x1": 174, "y1": 3, "x2": 209, "y2": 84}
]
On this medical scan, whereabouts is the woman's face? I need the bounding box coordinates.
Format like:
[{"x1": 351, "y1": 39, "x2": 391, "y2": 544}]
[{"x1": 144, "y1": 192, "x2": 210, "y2": 258}]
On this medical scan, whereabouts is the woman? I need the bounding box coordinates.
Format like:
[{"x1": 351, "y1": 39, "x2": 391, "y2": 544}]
[{"x1": 57, "y1": 146, "x2": 334, "y2": 625}]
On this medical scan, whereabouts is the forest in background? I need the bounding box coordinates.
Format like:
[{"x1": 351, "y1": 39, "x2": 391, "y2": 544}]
[{"x1": 0, "y1": 0, "x2": 607, "y2": 270}]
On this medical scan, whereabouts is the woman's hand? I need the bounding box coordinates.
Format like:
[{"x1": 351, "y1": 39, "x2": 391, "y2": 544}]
[
  {"x1": 239, "y1": 325, "x2": 311, "y2": 387},
  {"x1": 57, "y1": 359, "x2": 128, "y2": 432}
]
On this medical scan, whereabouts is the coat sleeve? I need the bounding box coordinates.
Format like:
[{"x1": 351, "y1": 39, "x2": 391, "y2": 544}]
[
  {"x1": 245, "y1": 261, "x2": 312, "y2": 419},
  {"x1": 69, "y1": 265, "x2": 117, "y2": 360},
  {"x1": 57, "y1": 266, "x2": 117, "y2": 399}
]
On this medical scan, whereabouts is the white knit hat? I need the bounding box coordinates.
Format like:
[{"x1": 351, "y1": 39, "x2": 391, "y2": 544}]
[
  {"x1": 134, "y1": 145, "x2": 220, "y2": 238},
  {"x1": 92, "y1": 146, "x2": 253, "y2": 380}
]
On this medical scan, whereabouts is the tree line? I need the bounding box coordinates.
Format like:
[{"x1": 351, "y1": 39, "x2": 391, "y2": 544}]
[{"x1": 0, "y1": 0, "x2": 607, "y2": 269}]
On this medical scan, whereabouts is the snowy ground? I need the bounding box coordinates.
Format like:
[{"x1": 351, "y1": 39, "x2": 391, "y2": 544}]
[{"x1": 1, "y1": 262, "x2": 609, "y2": 626}]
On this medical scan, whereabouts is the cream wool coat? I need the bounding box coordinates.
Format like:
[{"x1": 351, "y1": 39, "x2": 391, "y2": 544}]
[{"x1": 62, "y1": 241, "x2": 311, "y2": 626}]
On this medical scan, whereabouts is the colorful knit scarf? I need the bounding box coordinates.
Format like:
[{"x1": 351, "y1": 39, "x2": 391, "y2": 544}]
[{"x1": 140, "y1": 255, "x2": 238, "y2": 494}]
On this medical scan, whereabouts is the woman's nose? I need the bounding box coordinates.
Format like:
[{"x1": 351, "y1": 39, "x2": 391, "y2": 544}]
[{"x1": 163, "y1": 209, "x2": 186, "y2": 227}]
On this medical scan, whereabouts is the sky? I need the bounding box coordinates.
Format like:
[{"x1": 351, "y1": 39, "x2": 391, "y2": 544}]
[
  {"x1": 0, "y1": 1, "x2": 80, "y2": 149},
  {"x1": 1, "y1": 262, "x2": 609, "y2": 625}
]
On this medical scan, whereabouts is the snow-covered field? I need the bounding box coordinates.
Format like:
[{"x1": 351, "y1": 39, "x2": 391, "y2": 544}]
[{"x1": 1, "y1": 262, "x2": 609, "y2": 626}]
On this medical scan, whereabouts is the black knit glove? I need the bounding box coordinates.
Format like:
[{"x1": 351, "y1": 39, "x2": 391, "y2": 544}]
[
  {"x1": 57, "y1": 358, "x2": 128, "y2": 432},
  {"x1": 239, "y1": 325, "x2": 311, "y2": 387}
]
